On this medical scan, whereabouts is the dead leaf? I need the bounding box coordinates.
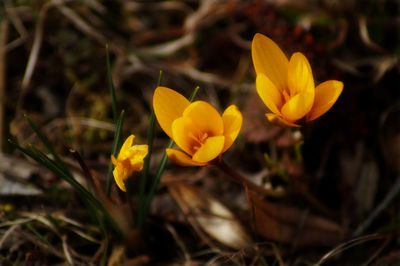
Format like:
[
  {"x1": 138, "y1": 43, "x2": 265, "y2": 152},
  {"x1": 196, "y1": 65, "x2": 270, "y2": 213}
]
[
  {"x1": 0, "y1": 153, "x2": 42, "y2": 196},
  {"x1": 0, "y1": 152, "x2": 40, "y2": 180},
  {"x1": 167, "y1": 182, "x2": 252, "y2": 250},
  {"x1": 0, "y1": 173, "x2": 42, "y2": 196},
  {"x1": 249, "y1": 192, "x2": 344, "y2": 247}
]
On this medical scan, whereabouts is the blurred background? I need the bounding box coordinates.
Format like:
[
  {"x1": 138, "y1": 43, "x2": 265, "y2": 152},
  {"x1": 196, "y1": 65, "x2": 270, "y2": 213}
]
[{"x1": 0, "y1": 0, "x2": 399, "y2": 265}]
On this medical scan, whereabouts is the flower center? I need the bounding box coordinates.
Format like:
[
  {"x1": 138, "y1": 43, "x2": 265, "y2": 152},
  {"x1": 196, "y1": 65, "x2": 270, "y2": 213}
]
[
  {"x1": 119, "y1": 158, "x2": 134, "y2": 175},
  {"x1": 282, "y1": 89, "x2": 291, "y2": 102},
  {"x1": 189, "y1": 131, "x2": 209, "y2": 151}
]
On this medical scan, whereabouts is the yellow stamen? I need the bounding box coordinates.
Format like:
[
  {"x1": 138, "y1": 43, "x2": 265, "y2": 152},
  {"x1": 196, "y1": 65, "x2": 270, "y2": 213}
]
[
  {"x1": 191, "y1": 132, "x2": 209, "y2": 151},
  {"x1": 282, "y1": 90, "x2": 291, "y2": 102}
]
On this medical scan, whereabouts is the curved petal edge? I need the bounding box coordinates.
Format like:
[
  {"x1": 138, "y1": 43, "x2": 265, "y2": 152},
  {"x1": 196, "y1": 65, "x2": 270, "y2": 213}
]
[
  {"x1": 153, "y1": 86, "x2": 190, "y2": 138},
  {"x1": 166, "y1": 148, "x2": 206, "y2": 166},
  {"x1": 306, "y1": 80, "x2": 343, "y2": 121}
]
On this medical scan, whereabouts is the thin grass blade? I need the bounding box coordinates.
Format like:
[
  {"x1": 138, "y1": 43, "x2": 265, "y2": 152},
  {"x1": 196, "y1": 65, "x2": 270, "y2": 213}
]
[
  {"x1": 9, "y1": 139, "x2": 122, "y2": 235},
  {"x1": 137, "y1": 70, "x2": 163, "y2": 228},
  {"x1": 24, "y1": 222, "x2": 52, "y2": 246},
  {"x1": 106, "y1": 44, "x2": 118, "y2": 123},
  {"x1": 105, "y1": 110, "x2": 125, "y2": 196},
  {"x1": 24, "y1": 114, "x2": 70, "y2": 175}
]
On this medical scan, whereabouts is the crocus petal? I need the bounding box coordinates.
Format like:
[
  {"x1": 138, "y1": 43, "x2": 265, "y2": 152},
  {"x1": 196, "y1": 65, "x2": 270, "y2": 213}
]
[
  {"x1": 192, "y1": 136, "x2": 225, "y2": 163},
  {"x1": 183, "y1": 101, "x2": 224, "y2": 136},
  {"x1": 306, "y1": 80, "x2": 344, "y2": 121},
  {"x1": 281, "y1": 91, "x2": 314, "y2": 122},
  {"x1": 287, "y1": 52, "x2": 314, "y2": 95},
  {"x1": 222, "y1": 105, "x2": 242, "y2": 153},
  {"x1": 113, "y1": 167, "x2": 127, "y2": 192},
  {"x1": 111, "y1": 155, "x2": 118, "y2": 166},
  {"x1": 153, "y1": 86, "x2": 190, "y2": 138},
  {"x1": 166, "y1": 148, "x2": 207, "y2": 166},
  {"x1": 252, "y1": 33, "x2": 289, "y2": 91},
  {"x1": 265, "y1": 113, "x2": 300, "y2": 127},
  {"x1": 256, "y1": 74, "x2": 283, "y2": 114},
  {"x1": 119, "y1": 135, "x2": 135, "y2": 159},
  {"x1": 128, "y1": 144, "x2": 149, "y2": 169},
  {"x1": 111, "y1": 135, "x2": 148, "y2": 192},
  {"x1": 172, "y1": 116, "x2": 198, "y2": 155}
]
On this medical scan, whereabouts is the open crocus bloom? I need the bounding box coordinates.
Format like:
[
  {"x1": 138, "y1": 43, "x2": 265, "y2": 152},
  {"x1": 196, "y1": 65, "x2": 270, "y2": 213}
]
[
  {"x1": 252, "y1": 33, "x2": 343, "y2": 127},
  {"x1": 153, "y1": 86, "x2": 242, "y2": 166},
  {"x1": 111, "y1": 135, "x2": 148, "y2": 191}
]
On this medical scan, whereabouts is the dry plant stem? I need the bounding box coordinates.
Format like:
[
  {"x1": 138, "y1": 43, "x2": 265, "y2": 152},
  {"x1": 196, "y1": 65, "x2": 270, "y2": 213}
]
[
  {"x1": 70, "y1": 149, "x2": 95, "y2": 185},
  {"x1": 4, "y1": 0, "x2": 28, "y2": 51},
  {"x1": 0, "y1": 19, "x2": 8, "y2": 151},
  {"x1": 55, "y1": 4, "x2": 106, "y2": 48},
  {"x1": 0, "y1": 224, "x2": 19, "y2": 249},
  {"x1": 21, "y1": 1, "x2": 52, "y2": 91},
  {"x1": 165, "y1": 223, "x2": 191, "y2": 263},
  {"x1": 314, "y1": 233, "x2": 388, "y2": 266},
  {"x1": 20, "y1": 230, "x2": 67, "y2": 261},
  {"x1": 70, "y1": 149, "x2": 126, "y2": 235},
  {"x1": 360, "y1": 236, "x2": 390, "y2": 266},
  {"x1": 216, "y1": 160, "x2": 272, "y2": 196}
]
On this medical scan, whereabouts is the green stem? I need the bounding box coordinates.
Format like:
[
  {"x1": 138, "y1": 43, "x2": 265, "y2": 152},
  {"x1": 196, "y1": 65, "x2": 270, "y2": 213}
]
[
  {"x1": 106, "y1": 110, "x2": 124, "y2": 196},
  {"x1": 137, "y1": 71, "x2": 163, "y2": 228},
  {"x1": 106, "y1": 44, "x2": 118, "y2": 123},
  {"x1": 140, "y1": 139, "x2": 174, "y2": 228}
]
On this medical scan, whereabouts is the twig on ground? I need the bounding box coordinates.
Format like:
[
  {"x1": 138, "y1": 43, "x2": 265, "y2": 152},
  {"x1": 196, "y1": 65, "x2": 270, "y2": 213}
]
[
  {"x1": 20, "y1": 1, "x2": 55, "y2": 91},
  {"x1": 3, "y1": 0, "x2": 28, "y2": 51}
]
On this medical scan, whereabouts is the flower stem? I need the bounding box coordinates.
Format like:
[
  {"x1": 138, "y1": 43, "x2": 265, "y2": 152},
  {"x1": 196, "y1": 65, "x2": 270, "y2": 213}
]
[{"x1": 137, "y1": 71, "x2": 163, "y2": 228}]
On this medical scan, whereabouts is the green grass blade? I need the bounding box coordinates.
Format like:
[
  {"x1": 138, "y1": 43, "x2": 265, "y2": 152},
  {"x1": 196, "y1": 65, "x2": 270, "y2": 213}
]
[
  {"x1": 24, "y1": 223, "x2": 52, "y2": 246},
  {"x1": 105, "y1": 110, "x2": 125, "y2": 196},
  {"x1": 105, "y1": 44, "x2": 124, "y2": 197},
  {"x1": 106, "y1": 44, "x2": 118, "y2": 123},
  {"x1": 24, "y1": 114, "x2": 70, "y2": 175},
  {"x1": 10, "y1": 141, "x2": 75, "y2": 187},
  {"x1": 294, "y1": 140, "x2": 304, "y2": 163},
  {"x1": 9, "y1": 139, "x2": 43, "y2": 162},
  {"x1": 188, "y1": 86, "x2": 200, "y2": 102},
  {"x1": 29, "y1": 146, "x2": 95, "y2": 203},
  {"x1": 264, "y1": 153, "x2": 290, "y2": 183},
  {"x1": 9, "y1": 139, "x2": 122, "y2": 236},
  {"x1": 142, "y1": 138, "x2": 174, "y2": 218},
  {"x1": 156, "y1": 70, "x2": 163, "y2": 88},
  {"x1": 137, "y1": 70, "x2": 163, "y2": 228}
]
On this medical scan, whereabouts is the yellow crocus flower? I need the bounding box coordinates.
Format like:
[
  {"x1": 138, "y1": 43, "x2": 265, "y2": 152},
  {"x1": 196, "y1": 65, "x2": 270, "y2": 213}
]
[
  {"x1": 153, "y1": 86, "x2": 242, "y2": 166},
  {"x1": 252, "y1": 33, "x2": 344, "y2": 127},
  {"x1": 111, "y1": 135, "x2": 148, "y2": 191}
]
